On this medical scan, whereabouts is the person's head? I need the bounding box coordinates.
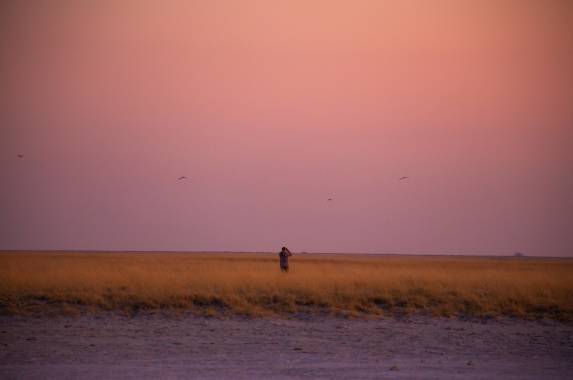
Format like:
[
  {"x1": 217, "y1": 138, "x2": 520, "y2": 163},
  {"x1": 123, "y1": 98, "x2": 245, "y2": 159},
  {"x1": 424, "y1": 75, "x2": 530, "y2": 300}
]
[{"x1": 281, "y1": 246, "x2": 287, "y2": 252}]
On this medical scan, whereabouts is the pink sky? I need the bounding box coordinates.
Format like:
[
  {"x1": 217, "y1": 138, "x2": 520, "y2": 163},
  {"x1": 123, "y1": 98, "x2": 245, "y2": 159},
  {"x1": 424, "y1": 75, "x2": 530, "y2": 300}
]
[{"x1": 1, "y1": 0, "x2": 572, "y2": 256}]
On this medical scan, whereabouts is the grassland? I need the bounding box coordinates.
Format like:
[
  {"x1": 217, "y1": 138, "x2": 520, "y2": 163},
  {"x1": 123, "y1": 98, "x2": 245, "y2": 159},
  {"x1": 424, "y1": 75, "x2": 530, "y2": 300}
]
[{"x1": 1, "y1": 252, "x2": 572, "y2": 320}]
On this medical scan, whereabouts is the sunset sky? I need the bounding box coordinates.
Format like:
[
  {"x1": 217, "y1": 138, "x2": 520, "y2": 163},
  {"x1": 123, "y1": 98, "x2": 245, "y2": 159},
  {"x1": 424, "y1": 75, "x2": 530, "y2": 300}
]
[{"x1": 1, "y1": 0, "x2": 572, "y2": 256}]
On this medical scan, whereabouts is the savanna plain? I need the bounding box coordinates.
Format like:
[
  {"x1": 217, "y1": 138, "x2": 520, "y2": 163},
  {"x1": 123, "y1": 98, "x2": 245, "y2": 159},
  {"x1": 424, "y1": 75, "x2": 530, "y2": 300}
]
[{"x1": 1, "y1": 252, "x2": 572, "y2": 379}]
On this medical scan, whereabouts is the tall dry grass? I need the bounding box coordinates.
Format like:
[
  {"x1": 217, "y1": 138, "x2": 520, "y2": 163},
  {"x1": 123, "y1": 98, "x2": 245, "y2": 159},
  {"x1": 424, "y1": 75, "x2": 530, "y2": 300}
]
[{"x1": 1, "y1": 252, "x2": 572, "y2": 319}]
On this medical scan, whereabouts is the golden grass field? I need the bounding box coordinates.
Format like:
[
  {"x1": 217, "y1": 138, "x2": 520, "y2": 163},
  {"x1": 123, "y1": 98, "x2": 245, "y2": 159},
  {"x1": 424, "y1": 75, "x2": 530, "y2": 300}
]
[{"x1": 1, "y1": 252, "x2": 572, "y2": 320}]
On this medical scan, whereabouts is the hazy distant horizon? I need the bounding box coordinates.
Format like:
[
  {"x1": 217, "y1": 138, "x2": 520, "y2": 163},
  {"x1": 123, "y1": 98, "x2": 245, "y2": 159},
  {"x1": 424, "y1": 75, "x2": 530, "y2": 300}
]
[
  {"x1": 2, "y1": 249, "x2": 572, "y2": 260},
  {"x1": 2, "y1": 0, "x2": 572, "y2": 256}
]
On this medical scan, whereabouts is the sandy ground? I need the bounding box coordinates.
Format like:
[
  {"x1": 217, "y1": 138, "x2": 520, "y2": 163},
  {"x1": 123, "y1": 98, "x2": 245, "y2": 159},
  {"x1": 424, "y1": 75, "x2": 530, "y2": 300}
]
[{"x1": 0, "y1": 314, "x2": 572, "y2": 379}]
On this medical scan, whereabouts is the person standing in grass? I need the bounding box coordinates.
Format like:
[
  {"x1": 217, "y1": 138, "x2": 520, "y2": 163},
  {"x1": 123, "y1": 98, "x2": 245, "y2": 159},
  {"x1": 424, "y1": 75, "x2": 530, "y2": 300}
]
[{"x1": 279, "y1": 246, "x2": 293, "y2": 272}]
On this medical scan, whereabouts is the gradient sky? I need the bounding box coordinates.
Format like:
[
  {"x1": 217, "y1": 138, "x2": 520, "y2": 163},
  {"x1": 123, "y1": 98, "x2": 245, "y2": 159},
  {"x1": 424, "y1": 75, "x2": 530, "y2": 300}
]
[{"x1": 1, "y1": 0, "x2": 572, "y2": 256}]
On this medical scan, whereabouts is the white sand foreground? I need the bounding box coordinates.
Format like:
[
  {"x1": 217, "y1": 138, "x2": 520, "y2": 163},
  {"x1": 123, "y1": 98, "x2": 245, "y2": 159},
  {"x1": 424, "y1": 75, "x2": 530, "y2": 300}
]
[{"x1": 1, "y1": 314, "x2": 572, "y2": 379}]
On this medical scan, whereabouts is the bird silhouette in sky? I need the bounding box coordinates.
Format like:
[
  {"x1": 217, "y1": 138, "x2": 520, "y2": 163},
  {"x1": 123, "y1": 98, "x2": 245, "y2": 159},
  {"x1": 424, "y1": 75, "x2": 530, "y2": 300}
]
[
  {"x1": 17, "y1": 154, "x2": 23, "y2": 159},
  {"x1": 399, "y1": 176, "x2": 409, "y2": 180},
  {"x1": 178, "y1": 176, "x2": 188, "y2": 180},
  {"x1": 327, "y1": 198, "x2": 333, "y2": 202}
]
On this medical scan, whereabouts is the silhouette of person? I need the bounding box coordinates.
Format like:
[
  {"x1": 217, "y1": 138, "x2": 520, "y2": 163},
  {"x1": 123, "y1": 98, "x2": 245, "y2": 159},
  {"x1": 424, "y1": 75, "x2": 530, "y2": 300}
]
[{"x1": 279, "y1": 246, "x2": 293, "y2": 272}]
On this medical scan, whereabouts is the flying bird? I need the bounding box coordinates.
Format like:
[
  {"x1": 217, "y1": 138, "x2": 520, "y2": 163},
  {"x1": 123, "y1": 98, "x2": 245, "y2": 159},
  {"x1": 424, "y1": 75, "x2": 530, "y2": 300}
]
[
  {"x1": 178, "y1": 176, "x2": 188, "y2": 180},
  {"x1": 17, "y1": 154, "x2": 23, "y2": 159},
  {"x1": 327, "y1": 198, "x2": 333, "y2": 202},
  {"x1": 399, "y1": 176, "x2": 409, "y2": 180}
]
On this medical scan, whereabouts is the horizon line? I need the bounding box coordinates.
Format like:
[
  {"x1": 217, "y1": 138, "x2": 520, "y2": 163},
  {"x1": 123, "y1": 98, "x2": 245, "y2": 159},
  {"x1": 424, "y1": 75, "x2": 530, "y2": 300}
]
[{"x1": 0, "y1": 249, "x2": 571, "y2": 259}]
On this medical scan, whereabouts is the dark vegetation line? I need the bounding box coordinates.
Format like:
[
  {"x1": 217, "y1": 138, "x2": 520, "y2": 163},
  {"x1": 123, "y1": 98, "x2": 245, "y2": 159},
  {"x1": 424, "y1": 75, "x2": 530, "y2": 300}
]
[{"x1": 1, "y1": 250, "x2": 571, "y2": 259}]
